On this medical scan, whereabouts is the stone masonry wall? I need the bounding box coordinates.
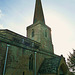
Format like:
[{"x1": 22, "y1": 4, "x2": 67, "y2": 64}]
[
  {"x1": 27, "y1": 22, "x2": 54, "y2": 53},
  {"x1": 0, "y1": 42, "x2": 7, "y2": 75},
  {"x1": 0, "y1": 41, "x2": 52, "y2": 75}
]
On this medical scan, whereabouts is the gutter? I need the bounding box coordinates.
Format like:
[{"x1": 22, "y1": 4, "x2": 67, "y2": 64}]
[
  {"x1": 3, "y1": 44, "x2": 10, "y2": 75},
  {"x1": 34, "y1": 52, "x2": 37, "y2": 75}
]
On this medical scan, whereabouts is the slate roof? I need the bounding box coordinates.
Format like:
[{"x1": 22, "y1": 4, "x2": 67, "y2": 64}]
[
  {"x1": 0, "y1": 29, "x2": 40, "y2": 49},
  {"x1": 39, "y1": 56, "x2": 62, "y2": 74}
]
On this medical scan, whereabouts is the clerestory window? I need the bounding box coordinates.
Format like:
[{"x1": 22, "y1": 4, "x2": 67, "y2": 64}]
[
  {"x1": 45, "y1": 29, "x2": 47, "y2": 37},
  {"x1": 32, "y1": 29, "x2": 34, "y2": 37}
]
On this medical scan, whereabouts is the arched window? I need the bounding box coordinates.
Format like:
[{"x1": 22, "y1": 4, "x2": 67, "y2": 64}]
[
  {"x1": 32, "y1": 29, "x2": 34, "y2": 37},
  {"x1": 29, "y1": 54, "x2": 33, "y2": 70},
  {"x1": 59, "y1": 65, "x2": 65, "y2": 75},
  {"x1": 23, "y1": 72, "x2": 24, "y2": 75},
  {"x1": 45, "y1": 30, "x2": 47, "y2": 37}
]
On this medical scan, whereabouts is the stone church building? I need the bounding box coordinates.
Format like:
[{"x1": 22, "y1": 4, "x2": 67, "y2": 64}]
[{"x1": 0, "y1": 0, "x2": 69, "y2": 75}]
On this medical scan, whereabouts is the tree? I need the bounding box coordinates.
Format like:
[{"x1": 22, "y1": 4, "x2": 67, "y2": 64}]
[{"x1": 67, "y1": 49, "x2": 75, "y2": 74}]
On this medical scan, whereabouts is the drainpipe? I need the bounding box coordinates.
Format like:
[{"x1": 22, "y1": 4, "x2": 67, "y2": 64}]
[
  {"x1": 34, "y1": 52, "x2": 37, "y2": 75},
  {"x1": 3, "y1": 44, "x2": 10, "y2": 75}
]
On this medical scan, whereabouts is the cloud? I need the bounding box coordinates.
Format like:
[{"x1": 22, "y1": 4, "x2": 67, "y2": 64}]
[
  {"x1": 0, "y1": 24, "x2": 5, "y2": 29},
  {"x1": 0, "y1": 9, "x2": 3, "y2": 19},
  {"x1": 0, "y1": 10, "x2": 2, "y2": 18},
  {"x1": 5, "y1": 21, "x2": 26, "y2": 36}
]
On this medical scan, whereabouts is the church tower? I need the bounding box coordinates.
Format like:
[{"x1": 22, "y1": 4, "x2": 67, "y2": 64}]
[{"x1": 27, "y1": 0, "x2": 54, "y2": 53}]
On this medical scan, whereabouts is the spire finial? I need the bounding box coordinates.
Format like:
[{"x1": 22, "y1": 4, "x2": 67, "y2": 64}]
[{"x1": 33, "y1": 0, "x2": 45, "y2": 24}]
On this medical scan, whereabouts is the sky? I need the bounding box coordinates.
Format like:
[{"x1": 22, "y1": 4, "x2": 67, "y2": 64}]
[{"x1": 0, "y1": 0, "x2": 75, "y2": 61}]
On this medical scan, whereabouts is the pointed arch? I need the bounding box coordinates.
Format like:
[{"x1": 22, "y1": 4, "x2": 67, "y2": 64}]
[
  {"x1": 29, "y1": 54, "x2": 33, "y2": 70},
  {"x1": 32, "y1": 29, "x2": 34, "y2": 37},
  {"x1": 59, "y1": 63, "x2": 68, "y2": 75},
  {"x1": 45, "y1": 29, "x2": 47, "y2": 37}
]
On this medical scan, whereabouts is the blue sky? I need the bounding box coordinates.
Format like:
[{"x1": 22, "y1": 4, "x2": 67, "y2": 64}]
[{"x1": 0, "y1": 0, "x2": 75, "y2": 60}]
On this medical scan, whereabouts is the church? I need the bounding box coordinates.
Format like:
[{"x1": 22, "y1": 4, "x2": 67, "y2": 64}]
[{"x1": 0, "y1": 0, "x2": 69, "y2": 75}]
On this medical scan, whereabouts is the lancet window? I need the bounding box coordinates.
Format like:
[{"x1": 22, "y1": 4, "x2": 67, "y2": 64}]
[{"x1": 29, "y1": 54, "x2": 33, "y2": 70}]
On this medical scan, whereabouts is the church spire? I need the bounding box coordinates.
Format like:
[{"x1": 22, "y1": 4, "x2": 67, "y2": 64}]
[{"x1": 33, "y1": 0, "x2": 45, "y2": 24}]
